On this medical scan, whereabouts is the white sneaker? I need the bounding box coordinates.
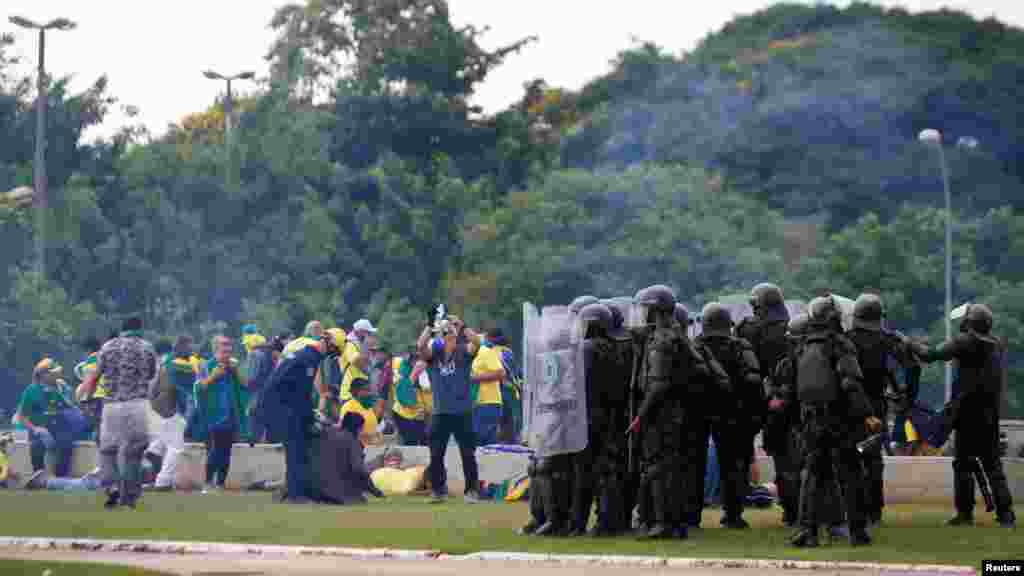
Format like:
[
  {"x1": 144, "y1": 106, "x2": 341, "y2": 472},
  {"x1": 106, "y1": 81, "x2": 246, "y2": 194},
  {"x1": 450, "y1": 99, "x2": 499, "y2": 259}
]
[{"x1": 464, "y1": 490, "x2": 482, "y2": 504}]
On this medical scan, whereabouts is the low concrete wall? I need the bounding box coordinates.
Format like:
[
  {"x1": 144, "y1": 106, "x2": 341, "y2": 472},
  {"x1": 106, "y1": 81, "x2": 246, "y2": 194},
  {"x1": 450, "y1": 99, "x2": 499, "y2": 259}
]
[
  {"x1": 9, "y1": 441, "x2": 1023, "y2": 504},
  {"x1": 7, "y1": 441, "x2": 531, "y2": 493}
]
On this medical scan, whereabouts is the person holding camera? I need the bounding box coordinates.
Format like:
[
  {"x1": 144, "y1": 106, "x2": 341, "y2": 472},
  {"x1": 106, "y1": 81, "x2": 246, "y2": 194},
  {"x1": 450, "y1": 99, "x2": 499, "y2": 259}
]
[
  {"x1": 417, "y1": 316, "x2": 483, "y2": 503},
  {"x1": 195, "y1": 335, "x2": 246, "y2": 493}
]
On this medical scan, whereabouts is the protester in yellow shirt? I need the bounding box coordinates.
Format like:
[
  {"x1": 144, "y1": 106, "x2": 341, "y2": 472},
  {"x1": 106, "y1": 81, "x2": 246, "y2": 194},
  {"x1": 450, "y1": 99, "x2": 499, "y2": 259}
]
[
  {"x1": 339, "y1": 319, "x2": 375, "y2": 402},
  {"x1": 339, "y1": 378, "x2": 381, "y2": 446},
  {"x1": 471, "y1": 335, "x2": 506, "y2": 447},
  {"x1": 391, "y1": 351, "x2": 427, "y2": 445}
]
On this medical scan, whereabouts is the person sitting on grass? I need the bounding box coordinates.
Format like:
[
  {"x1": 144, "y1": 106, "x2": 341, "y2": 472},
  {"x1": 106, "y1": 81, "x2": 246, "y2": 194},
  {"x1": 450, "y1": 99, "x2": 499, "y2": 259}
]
[{"x1": 316, "y1": 412, "x2": 385, "y2": 505}]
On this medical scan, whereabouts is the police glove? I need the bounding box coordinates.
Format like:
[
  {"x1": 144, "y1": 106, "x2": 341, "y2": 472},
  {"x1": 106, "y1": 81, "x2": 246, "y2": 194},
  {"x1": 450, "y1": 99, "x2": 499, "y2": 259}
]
[{"x1": 865, "y1": 416, "x2": 882, "y2": 435}]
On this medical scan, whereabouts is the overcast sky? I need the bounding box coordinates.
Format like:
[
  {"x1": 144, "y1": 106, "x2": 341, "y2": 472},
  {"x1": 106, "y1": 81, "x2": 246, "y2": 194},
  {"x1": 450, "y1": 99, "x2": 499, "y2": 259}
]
[{"x1": 4, "y1": 0, "x2": 1023, "y2": 140}]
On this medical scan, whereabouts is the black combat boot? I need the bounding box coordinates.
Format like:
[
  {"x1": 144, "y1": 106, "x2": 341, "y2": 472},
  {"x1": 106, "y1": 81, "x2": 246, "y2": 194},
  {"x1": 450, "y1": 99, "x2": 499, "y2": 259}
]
[
  {"x1": 103, "y1": 489, "x2": 120, "y2": 510},
  {"x1": 640, "y1": 478, "x2": 673, "y2": 540},
  {"x1": 947, "y1": 460, "x2": 975, "y2": 527},
  {"x1": 997, "y1": 510, "x2": 1016, "y2": 529},
  {"x1": 518, "y1": 519, "x2": 541, "y2": 535},
  {"x1": 849, "y1": 529, "x2": 872, "y2": 546},
  {"x1": 789, "y1": 527, "x2": 820, "y2": 548},
  {"x1": 945, "y1": 514, "x2": 974, "y2": 526}
]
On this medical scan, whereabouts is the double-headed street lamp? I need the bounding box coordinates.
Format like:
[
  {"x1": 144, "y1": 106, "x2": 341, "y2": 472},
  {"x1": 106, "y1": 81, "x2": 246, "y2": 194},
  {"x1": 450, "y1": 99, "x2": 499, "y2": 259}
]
[
  {"x1": 9, "y1": 15, "x2": 77, "y2": 279},
  {"x1": 202, "y1": 70, "x2": 255, "y2": 142},
  {"x1": 918, "y1": 128, "x2": 979, "y2": 403}
]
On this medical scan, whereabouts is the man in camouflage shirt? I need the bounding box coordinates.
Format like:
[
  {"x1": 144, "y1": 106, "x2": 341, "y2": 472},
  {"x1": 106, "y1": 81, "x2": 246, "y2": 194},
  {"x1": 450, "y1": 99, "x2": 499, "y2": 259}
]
[{"x1": 78, "y1": 317, "x2": 158, "y2": 509}]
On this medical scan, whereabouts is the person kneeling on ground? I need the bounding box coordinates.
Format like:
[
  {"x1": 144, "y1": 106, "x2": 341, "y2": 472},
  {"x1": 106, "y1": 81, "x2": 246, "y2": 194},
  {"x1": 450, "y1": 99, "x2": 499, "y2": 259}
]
[{"x1": 316, "y1": 412, "x2": 384, "y2": 505}]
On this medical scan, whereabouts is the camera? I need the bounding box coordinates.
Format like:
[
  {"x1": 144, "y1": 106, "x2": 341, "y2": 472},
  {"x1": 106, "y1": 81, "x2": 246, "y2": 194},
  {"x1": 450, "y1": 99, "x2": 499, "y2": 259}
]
[{"x1": 431, "y1": 318, "x2": 451, "y2": 336}]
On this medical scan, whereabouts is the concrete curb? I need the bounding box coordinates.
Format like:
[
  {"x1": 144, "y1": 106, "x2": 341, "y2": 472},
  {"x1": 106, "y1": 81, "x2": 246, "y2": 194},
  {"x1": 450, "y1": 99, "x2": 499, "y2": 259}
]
[
  {"x1": 0, "y1": 537, "x2": 440, "y2": 560},
  {"x1": 455, "y1": 552, "x2": 976, "y2": 573},
  {"x1": 0, "y1": 538, "x2": 977, "y2": 574}
]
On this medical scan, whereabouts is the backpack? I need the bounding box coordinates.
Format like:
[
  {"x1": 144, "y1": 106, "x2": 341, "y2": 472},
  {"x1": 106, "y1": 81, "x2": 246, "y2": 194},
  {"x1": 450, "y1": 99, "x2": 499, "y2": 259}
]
[
  {"x1": 149, "y1": 364, "x2": 177, "y2": 419},
  {"x1": 796, "y1": 333, "x2": 840, "y2": 403},
  {"x1": 848, "y1": 330, "x2": 889, "y2": 401},
  {"x1": 756, "y1": 320, "x2": 790, "y2": 381}
]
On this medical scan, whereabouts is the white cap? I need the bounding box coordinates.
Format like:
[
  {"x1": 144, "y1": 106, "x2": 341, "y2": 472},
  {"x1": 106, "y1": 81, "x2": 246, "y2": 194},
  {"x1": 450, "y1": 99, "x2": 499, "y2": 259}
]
[{"x1": 353, "y1": 319, "x2": 377, "y2": 334}]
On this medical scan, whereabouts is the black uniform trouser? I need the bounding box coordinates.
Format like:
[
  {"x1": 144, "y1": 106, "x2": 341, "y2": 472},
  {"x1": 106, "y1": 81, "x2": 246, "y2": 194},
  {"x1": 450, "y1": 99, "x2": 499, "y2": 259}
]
[
  {"x1": 571, "y1": 443, "x2": 597, "y2": 532},
  {"x1": 641, "y1": 413, "x2": 687, "y2": 530},
  {"x1": 691, "y1": 418, "x2": 748, "y2": 525},
  {"x1": 526, "y1": 458, "x2": 547, "y2": 527},
  {"x1": 798, "y1": 404, "x2": 866, "y2": 534},
  {"x1": 764, "y1": 413, "x2": 801, "y2": 523},
  {"x1": 861, "y1": 402, "x2": 886, "y2": 522},
  {"x1": 952, "y1": 420, "x2": 1015, "y2": 520},
  {"x1": 596, "y1": 434, "x2": 629, "y2": 532}
]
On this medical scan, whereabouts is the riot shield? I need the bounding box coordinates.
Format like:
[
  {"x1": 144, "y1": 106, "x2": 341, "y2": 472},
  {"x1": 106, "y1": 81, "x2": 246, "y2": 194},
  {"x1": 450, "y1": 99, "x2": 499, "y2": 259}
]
[
  {"x1": 526, "y1": 305, "x2": 588, "y2": 458},
  {"x1": 831, "y1": 294, "x2": 856, "y2": 331},
  {"x1": 522, "y1": 302, "x2": 540, "y2": 440},
  {"x1": 785, "y1": 299, "x2": 808, "y2": 320},
  {"x1": 950, "y1": 302, "x2": 970, "y2": 321}
]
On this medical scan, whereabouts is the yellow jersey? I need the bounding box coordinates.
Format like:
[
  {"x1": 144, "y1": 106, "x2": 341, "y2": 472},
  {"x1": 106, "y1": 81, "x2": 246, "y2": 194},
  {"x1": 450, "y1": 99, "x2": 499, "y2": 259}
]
[{"x1": 471, "y1": 346, "x2": 504, "y2": 406}]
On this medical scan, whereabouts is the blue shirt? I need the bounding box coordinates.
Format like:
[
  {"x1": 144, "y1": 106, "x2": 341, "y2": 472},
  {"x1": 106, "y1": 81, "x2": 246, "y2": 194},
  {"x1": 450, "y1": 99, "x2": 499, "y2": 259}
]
[{"x1": 427, "y1": 337, "x2": 476, "y2": 415}]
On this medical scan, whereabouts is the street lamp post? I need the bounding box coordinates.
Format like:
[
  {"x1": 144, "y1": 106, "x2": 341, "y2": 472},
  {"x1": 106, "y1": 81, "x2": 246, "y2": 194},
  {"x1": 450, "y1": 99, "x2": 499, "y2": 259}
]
[
  {"x1": 9, "y1": 16, "x2": 76, "y2": 279},
  {"x1": 918, "y1": 129, "x2": 978, "y2": 403},
  {"x1": 202, "y1": 70, "x2": 255, "y2": 146},
  {"x1": 202, "y1": 70, "x2": 254, "y2": 190}
]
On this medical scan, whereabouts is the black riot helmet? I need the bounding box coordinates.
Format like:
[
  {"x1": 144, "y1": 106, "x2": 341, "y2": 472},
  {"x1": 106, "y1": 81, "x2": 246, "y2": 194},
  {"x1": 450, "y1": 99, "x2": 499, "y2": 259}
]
[
  {"x1": 750, "y1": 283, "x2": 788, "y2": 323},
  {"x1": 601, "y1": 297, "x2": 632, "y2": 340},
  {"x1": 632, "y1": 285, "x2": 676, "y2": 326},
  {"x1": 701, "y1": 302, "x2": 732, "y2": 337},
  {"x1": 750, "y1": 283, "x2": 785, "y2": 310},
  {"x1": 964, "y1": 303, "x2": 994, "y2": 335},
  {"x1": 674, "y1": 303, "x2": 691, "y2": 327},
  {"x1": 808, "y1": 295, "x2": 842, "y2": 329},
  {"x1": 852, "y1": 293, "x2": 885, "y2": 332},
  {"x1": 788, "y1": 313, "x2": 810, "y2": 336},
  {"x1": 569, "y1": 295, "x2": 599, "y2": 315},
  {"x1": 579, "y1": 303, "x2": 613, "y2": 339}
]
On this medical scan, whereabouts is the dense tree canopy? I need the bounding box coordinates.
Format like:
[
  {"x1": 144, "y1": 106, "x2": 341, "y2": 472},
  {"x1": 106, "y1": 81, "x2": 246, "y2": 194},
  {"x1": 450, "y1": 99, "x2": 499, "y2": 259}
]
[{"x1": 1, "y1": 1, "x2": 1022, "y2": 417}]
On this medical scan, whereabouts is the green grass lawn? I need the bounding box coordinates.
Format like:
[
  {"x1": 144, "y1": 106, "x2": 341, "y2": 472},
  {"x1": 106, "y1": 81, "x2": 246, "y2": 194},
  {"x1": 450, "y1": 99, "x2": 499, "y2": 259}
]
[
  {"x1": 0, "y1": 491, "x2": 1020, "y2": 568},
  {"x1": 0, "y1": 558, "x2": 172, "y2": 575}
]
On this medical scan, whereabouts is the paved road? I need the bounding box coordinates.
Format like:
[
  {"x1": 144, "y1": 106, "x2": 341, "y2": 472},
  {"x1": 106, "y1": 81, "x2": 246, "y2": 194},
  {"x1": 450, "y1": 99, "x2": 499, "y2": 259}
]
[{"x1": 0, "y1": 550, "x2": 933, "y2": 576}]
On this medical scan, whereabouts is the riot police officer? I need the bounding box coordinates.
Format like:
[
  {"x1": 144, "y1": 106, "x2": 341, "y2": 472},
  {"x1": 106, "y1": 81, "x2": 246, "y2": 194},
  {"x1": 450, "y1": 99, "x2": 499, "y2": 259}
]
[
  {"x1": 846, "y1": 293, "x2": 918, "y2": 527},
  {"x1": 787, "y1": 296, "x2": 879, "y2": 547},
  {"x1": 530, "y1": 295, "x2": 598, "y2": 536},
  {"x1": 595, "y1": 298, "x2": 634, "y2": 535},
  {"x1": 694, "y1": 302, "x2": 761, "y2": 529},
  {"x1": 911, "y1": 304, "x2": 1016, "y2": 528},
  {"x1": 770, "y1": 313, "x2": 847, "y2": 541},
  {"x1": 627, "y1": 285, "x2": 707, "y2": 540},
  {"x1": 568, "y1": 303, "x2": 616, "y2": 536},
  {"x1": 736, "y1": 283, "x2": 792, "y2": 525}
]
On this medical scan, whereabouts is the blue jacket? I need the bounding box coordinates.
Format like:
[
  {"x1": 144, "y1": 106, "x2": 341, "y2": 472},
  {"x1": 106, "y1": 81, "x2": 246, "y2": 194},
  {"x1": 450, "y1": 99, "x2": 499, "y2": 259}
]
[{"x1": 252, "y1": 344, "x2": 324, "y2": 440}]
